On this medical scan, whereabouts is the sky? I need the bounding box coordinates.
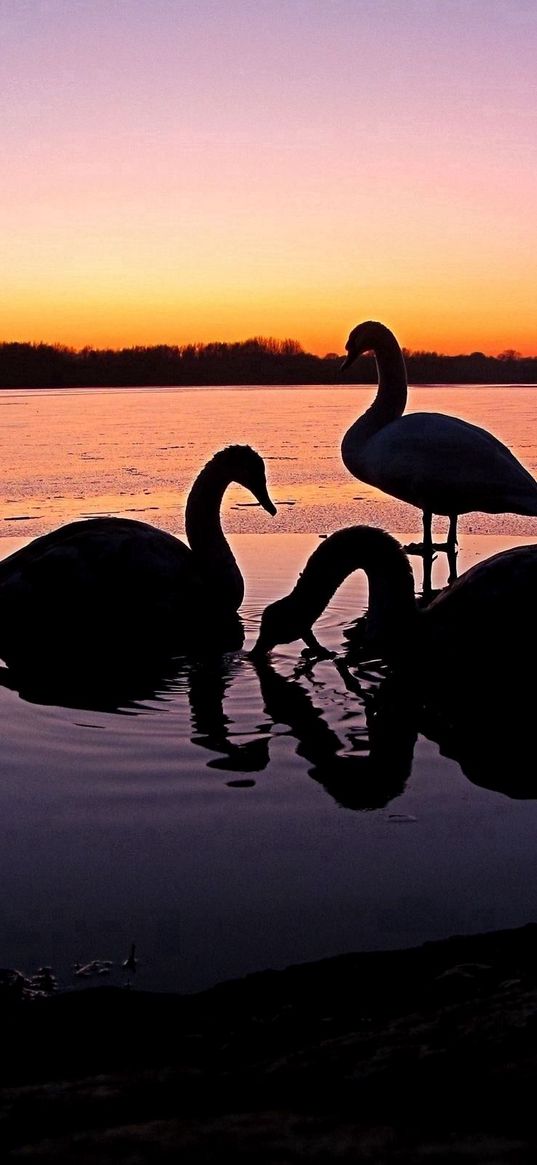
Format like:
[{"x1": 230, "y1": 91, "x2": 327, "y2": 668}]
[{"x1": 1, "y1": 0, "x2": 536, "y2": 355}]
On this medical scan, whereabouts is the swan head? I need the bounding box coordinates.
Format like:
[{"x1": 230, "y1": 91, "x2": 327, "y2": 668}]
[
  {"x1": 250, "y1": 595, "x2": 305, "y2": 657},
  {"x1": 340, "y1": 320, "x2": 396, "y2": 371},
  {"x1": 220, "y1": 445, "x2": 277, "y2": 515}
]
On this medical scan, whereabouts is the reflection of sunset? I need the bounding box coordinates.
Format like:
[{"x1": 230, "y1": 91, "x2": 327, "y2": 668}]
[
  {"x1": 2, "y1": 2, "x2": 536, "y2": 355},
  {"x1": 2, "y1": 384, "x2": 537, "y2": 541}
]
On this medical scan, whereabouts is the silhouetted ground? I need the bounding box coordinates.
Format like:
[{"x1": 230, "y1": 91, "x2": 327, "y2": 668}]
[{"x1": 2, "y1": 924, "x2": 537, "y2": 1161}]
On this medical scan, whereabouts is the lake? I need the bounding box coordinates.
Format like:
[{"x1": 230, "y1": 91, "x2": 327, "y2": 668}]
[{"x1": 1, "y1": 383, "x2": 537, "y2": 993}]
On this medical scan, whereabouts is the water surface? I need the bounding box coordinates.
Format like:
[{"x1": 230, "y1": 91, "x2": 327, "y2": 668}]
[
  {"x1": 1, "y1": 385, "x2": 537, "y2": 993},
  {"x1": 2, "y1": 382, "x2": 537, "y2": 539}
]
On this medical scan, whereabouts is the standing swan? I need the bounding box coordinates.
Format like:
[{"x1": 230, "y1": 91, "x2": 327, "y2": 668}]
[
  {"x1": 0, "y1": 445, "x2": 276, "y2": 674},
  {"x1": 340, "y1": 321, "x2": 537, "y2": 569},
  {"x1": 251, "y1": 526, "x2": 537, "y2": 689}
]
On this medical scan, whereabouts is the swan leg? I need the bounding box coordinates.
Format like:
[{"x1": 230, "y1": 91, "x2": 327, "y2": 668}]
[
  {"x1": 447, "y1": 513, "x2": 458, "y2": 550},
  {"x1": 431, "y1": 513, "x2": 459, "y2": 555},
  {"x1": 420, "y1": 511, "x2": 437, "y2": 602},
  {"x1": 423, "y1": 510, "x2": 433, "y2": 554},
  {"x1": 446, "y1": 516, "x2": 458, "y2": 583},
  {"x1": 447, "y1": 545, "x2": 458, "y2": 584},
  {"x1": 404, "y1": 509, "x2": 454, "y2": 593},
  {"x1": 421, "y1": 543, "x2": 435, "y2": 603},
  {"x1": 403, "y1": 510, "x2": 433, "y2": 557}
]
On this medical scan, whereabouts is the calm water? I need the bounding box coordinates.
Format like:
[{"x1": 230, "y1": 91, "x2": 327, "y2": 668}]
[{"x1": 1, "y1": 384, "x2": 537, "y2": 993}]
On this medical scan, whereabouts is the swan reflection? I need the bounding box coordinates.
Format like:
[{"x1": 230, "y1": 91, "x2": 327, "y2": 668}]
[
  {"x1": 1, "y1": 629, "x2": 535, "y2": 809},
  {"x1": 420, "y1": 686, "x2": 537, "y2": 800},
  {"x1": 190, "y1": 652, "x2": 537, "y2": 808},
  {"x1": 252, "y1": 655, "x2": 416, "y2": 810},
  {"x1": 0, "y1": 658, "x2": 181, "y2": 714},
  {"x1": 187, "y1": 655, "x2": 270, "y2": 773}
]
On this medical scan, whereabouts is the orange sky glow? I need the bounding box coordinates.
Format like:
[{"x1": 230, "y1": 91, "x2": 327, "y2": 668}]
[{"x1": 2, "y1": 1, "x2": 536, "y2": 357}]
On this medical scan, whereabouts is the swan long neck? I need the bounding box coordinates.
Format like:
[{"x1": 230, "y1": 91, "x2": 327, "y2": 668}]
[
  {"x1": 372, "y1": 331, "x2": 407, "y2": 423},
  {"x1": 343, "y1": 325, "x2": 408, "y2": 454},
  {"x1": 290, "y1": 527, "x2": 417, "y2": 655},
  {"x1": 185, "y1": 451, "x2": 243, "y2": 609}
]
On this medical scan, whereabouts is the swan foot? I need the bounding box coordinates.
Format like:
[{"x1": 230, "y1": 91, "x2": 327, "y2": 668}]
[
  {"x1": 433, "y1": 540, "x2": 458, "y2": 553},
  {"x1": 404, "y1": 541, "x2": 456, "y2": 557},
  {"x1": 403, "y1": 541, "x2": 438, "y2": 555}
]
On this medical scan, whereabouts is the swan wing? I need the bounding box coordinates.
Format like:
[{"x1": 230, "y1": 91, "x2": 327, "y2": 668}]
[
  {"x1": 426, "y1": 544, "x2": 537, "y2": 657},
  {"x1": 357, "y1": 413, "x2": 537, "y2": 516},
  {"x1": 0, "y1": 518, "x2": 203, "y2": 667}
]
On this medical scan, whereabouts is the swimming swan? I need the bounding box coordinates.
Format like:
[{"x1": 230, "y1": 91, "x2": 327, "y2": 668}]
[
  {"x1": 340, "y1": 321, "x2": 537, "y2": 558},
  {"x1": 251, "y1": 526, "x2": 537, "y2": 686},
  {"x1": 0, "y1": 445, "x2": 276, "y2": 673}
]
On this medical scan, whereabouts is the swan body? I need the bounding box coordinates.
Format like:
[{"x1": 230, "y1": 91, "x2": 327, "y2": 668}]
[
  {"x1": 340, "y1": 322, "x2": 537, "y2": 547},
  {"x1": 0, "y1": 445, "x2": 276, "y2": 674},
  {"x1": 252, "y1": 526, "x2": 537, "y2": 689}
]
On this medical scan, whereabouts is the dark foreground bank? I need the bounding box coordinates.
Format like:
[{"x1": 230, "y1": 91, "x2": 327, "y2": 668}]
[{"x1": 2, "y1": 925, "x2": 537, "y2": 1162}]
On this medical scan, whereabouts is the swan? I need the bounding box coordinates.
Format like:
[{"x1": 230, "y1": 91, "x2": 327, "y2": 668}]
[
  {"x1": 340, "y1": 321, "x2": 537, "y2": 562},
  {"x1": 0, "y1": 444, "x2": 276, "y2": 674},
  {"x1": 251, "y1": 526, "x2": 537, "y2": 693}
]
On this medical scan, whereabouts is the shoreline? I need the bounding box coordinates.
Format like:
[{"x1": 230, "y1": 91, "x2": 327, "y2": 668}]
[{"x1": 3, "y1": 921, "x2": 537, "y2": 1160}]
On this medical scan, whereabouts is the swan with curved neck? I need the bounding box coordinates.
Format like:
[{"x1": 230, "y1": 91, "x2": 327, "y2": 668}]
[
  {"x1": 252, "y1": 526, "x2": 537, "y2": 684},
  {"x1": 340, "y1": 321, "x2": 537, "y2": 560},
  {"x1": 0, "y1": 444, "x2": 276, "y2": 673},
  {"x1": 184, "y1": 444, "x2": 274, "y2": 610}
]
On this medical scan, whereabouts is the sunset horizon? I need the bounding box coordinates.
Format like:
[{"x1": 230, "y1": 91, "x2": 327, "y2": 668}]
[
  {"x1": 3, "y1": 6, "x2": 537, "y2": 1153},
  {"x1": 2, "y1": 1, "x2": 536, "y2": 360},
  {"x1": 2, "y1": 327, "x2": 537, "y2": 360}
]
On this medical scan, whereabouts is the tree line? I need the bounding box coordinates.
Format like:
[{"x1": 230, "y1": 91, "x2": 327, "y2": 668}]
[{"x1": 0, "y1": 336, "x2": 536, "y2": 388}]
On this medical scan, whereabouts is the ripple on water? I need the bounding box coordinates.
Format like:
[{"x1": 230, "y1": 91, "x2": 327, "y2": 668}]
[{"x1": 1, "y1": 384, "x2": 537, "y2": 990}]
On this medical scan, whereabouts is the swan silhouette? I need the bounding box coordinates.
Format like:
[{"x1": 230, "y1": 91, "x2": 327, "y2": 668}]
[
  {"x1": 340, "y1": 321, "x2": 537, "y2": 570},
  {"x1": 252, "y1": 654, "x2": 415, "y2": 810},
  {"x1": 252, "y1": 526, "x2": 537, "y2": 690},
  {"x1": 0, "y1": 444, "x2": 276, "y2": 675}
]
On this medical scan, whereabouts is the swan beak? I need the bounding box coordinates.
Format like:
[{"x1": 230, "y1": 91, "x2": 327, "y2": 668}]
[
  {"x1": 258, "y1": 488, "x2": 277, "y2": 517},
  {"x1": 340, "y1": 351, "x2": 353, "y2": 372}
]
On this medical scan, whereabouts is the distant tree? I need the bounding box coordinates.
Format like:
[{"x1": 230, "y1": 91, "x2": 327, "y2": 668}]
[
  {"x1": 279, "y1": 338, "x2": 304, "y2": 356},
  {"x1": 1, "y1": 339, "x2": 536, "y2": 389}
]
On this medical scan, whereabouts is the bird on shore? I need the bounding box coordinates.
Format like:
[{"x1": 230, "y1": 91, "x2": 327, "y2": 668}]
[
  {"x1": 72, "y1": 959, "x2": 113, "y2": 979},
  {"x1": 339, "y1": 321, "x2": 537, "y2": 578},
  {"x1": 251, "y1": 525, "x2": 537, "y2": 701},
  {"x1": 0, "y1": 445, "x2": 276, "y2": 676},
  {"x1": 121, "y1": 943, "x2": 137, "y2": 979}
]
